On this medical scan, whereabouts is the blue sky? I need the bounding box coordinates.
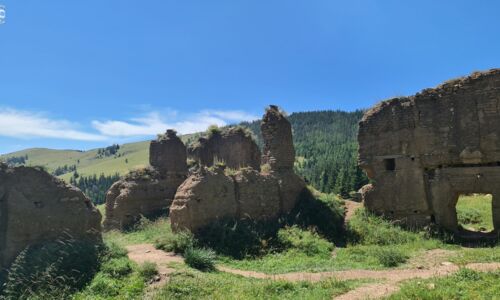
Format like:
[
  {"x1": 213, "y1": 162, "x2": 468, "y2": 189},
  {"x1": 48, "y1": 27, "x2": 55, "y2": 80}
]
[{"x1": 1, "y1": 0, "x2": 499, "y2": 154}]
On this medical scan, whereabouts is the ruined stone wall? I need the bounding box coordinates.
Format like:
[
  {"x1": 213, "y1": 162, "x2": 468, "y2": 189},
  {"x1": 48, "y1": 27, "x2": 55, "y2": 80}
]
[
  {"x1": 188, "y1": 127, "x2": 261, "y2": 171},
  {"x1": 358, "y1": 69, "x2": 500, "y2": 232},
  {"x1": 170, "y1": 106, "x2": 306, "y2": 232},
  {"x1": 261, "y1": 105, "x2": 295, "y2": 171},
  {"x1": 0, "y1": 164, "x2": 101, "y2": 269},
  {"x1": 104, "y1": 130, "x2": 187, "y2": 230},
  {"x1": 150, "y1": 129, "x2": 188, "y2": 174}
]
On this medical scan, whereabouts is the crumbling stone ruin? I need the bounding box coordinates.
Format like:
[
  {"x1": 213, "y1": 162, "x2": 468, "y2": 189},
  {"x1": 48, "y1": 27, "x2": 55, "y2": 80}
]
[
  {"x1": 104, "y1": 130, "x2": 187, "y2": 230},
  {"x1": 358, "y1": 69, "x2": 500, "y2": 233},
  {"x1": 188, "y1": 127, "x2": 261, "y2": 170},
  {"x1": 170, "y1": 105, "x2": 306, "y2": 232},
  {"x1": 0, "y1": 163, "x2": 102, "y2": 270}
]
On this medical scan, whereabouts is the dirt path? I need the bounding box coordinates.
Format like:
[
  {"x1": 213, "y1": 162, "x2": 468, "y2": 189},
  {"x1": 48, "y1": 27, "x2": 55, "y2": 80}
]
[
  {"x1": 343, "y1": 200, "x2": 363, "y2": 222},
  {"x1": 126, "y1": 244, "x2": 500, "y2": 300},
  {"x1": 126, "y1": 244, "x2": 183, "y2": 298}
]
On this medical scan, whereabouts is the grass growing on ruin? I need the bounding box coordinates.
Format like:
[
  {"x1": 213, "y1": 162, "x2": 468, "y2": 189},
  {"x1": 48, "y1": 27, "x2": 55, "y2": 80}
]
[
  {"x1": 154, "y1": 267, "x2": 364, "y2": 300},
  {"x1": 456, "y1": 194, "x2": 493, "y2": 231},
  {"x1": 388, "y1": 269, "x2": 500, "y2": 300}
]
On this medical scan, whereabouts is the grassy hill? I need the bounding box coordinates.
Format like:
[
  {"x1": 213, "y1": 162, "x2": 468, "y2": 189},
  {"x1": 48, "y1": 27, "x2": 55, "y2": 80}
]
[{"x1": 0, "y1": 141, "x2": 150, "y2": 181}]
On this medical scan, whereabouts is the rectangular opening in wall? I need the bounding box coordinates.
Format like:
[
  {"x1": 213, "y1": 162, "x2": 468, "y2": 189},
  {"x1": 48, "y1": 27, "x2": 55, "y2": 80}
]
[
  {"x1": 456, "y1": 193, "x2": 493, "y2": 232},
  {"x1": 384, "y1": 158, "x2": 396, "y2": 171}
]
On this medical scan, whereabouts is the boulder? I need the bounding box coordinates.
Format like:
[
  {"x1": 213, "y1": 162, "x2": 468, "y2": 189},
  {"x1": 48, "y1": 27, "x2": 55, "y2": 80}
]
[{"x1": 0, "y1": 164, "x2": 101, "y2": 270}]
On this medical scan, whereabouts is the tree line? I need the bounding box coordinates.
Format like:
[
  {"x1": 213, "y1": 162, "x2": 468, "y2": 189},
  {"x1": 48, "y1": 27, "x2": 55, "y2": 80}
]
[{"x1": 69, "y1": 173, "x2": 121, "y2": 205}]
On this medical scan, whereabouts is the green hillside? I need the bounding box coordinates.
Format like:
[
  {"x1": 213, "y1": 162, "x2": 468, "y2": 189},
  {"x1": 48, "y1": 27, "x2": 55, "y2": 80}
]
[
  {"x1": 1, "y1": 141, "x2": 150, "y2": 181},
  {"x1": 1, "y1": 110, "x2": 366, "y2": 202}
]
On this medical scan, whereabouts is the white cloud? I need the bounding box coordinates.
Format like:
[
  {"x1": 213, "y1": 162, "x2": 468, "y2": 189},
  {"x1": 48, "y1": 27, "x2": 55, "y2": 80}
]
[
  {"x1": 92, "y1": 110, "x2": 259, "y2": 137},
  {"x1": 0, "y1": 108, "x2": 106, "y2": 141},
  {"x1": 0, "y1": 107, "x2": 259, "y2": 142}
]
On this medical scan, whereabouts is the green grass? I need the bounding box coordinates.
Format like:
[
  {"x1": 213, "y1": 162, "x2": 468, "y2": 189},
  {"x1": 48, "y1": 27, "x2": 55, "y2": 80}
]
[
  {"x1": 456, "y1": 194, "x2": 493, "y2": 231},
  {"x1": 217, "y1": 209, "x2": 448, "y2": 274},
  {"x1": 388, "y1": 269, "x2": 500, "y2": 300},
  {"x1": 72, "y1": 241, "x2": 155, "y2": 299},
  {"x1": 104, "y1": 217, "x2": 172, "y2": 248},
  {"x1": 450, "y1": 246, "x2": 500, "y2": 265},
  {"x1": 153, "y1": 268, "x2": 363, "y2": 300}
]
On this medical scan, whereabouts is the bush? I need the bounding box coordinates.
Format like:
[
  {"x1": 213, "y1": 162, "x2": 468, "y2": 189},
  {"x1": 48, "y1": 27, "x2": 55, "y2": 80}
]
[
  {"x1": 374, "y1": 248, "x2": 408, "y2": 267},
  {"x1": 206, "y1": 125, "x2": 221, "y2": 137},
  {"x1": 184, "y1": 248, "x2": 216, "y2": 271},
  {"x1": 155, "y1": 231, "x2": 196, "y2": 254},
  {"x1": 100, "y1": 257, "x2": 133, "y2": 278},
  {"x1": 138, "y1": 262, "x2": 159, "y2": 282},
  {"x1": 457, "y1": 208, "x2": 482, "y2": 225},
  {"x1": 277, "y1": 226, "x2": 333, "y2": 256},
  {"x1": 2, "y1": 238, "x2": 102, "y2": 299}
]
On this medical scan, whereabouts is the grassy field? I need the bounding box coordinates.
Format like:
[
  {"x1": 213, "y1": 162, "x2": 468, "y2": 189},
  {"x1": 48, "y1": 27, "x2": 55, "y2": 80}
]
[
  {"x1": 456, "y1": 194, "x2": 493, "y2": 231},
  {"x1": 388, "y1": 269, "x2": 500, "y2": 299}
]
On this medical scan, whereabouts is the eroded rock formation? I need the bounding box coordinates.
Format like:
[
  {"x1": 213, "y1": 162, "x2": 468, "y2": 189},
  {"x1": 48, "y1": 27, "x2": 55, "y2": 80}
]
[
  {"x1": 188, "y1": 127, "x2": 261, "y2": 170},
  {"x1": 0, "y1": 164, "x2": 101, "y2": 270},
  {"x1": 170, "y1": 106, "x2": 306, "y2": 232},
  {"x1": 358, "y1": 69, "x2": 500, "y2": 232},
  {"x1": 104, "y1": 130, "x2": 187, "y2": 230}
]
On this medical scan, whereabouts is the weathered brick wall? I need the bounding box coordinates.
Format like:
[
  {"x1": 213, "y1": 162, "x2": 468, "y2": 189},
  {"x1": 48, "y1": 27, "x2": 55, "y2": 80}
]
[{"x1": 359, "y1": 69, "x2": 500, "y2": 231}]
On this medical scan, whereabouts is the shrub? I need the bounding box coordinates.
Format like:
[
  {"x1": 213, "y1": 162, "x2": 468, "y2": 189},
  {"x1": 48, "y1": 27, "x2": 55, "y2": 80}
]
[
  {"x1": 100, "y1": 257, "x2": 133, "y2": 278},
  {"x1": 373, "y1": 248, "x2": 408, "y2": 267},
  {"x1": 206, "y1": 125, "x2": 221, "y2": 137},
  {"x1": 184, "y1": 248, "x2": 216, "y2": 271},
  {"x1": 2, "y1": 238, "x2": 102, "y2": 299},
  {"x1": 138, "y1": 262, "x2": 159, "y2": 282},
  {"x1": 277, "y1": 226, "x2": 333, "y2": 256},
  {"x1": 155, "y1": 231, "x2": 196, "y2": 254},
  {"x1": 457, "y1": 208, "x2": 482, "y2": 225}
]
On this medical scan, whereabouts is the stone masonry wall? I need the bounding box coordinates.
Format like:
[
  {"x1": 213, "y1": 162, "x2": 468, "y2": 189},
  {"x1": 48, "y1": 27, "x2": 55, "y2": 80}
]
[
  {"x1": 170, "y1": 106, "x2": 306, "y2": 232},
  {"x1": 188, "y1": 127, "x2": 261, "y2": 171},
  {"x1": 104, "y1": 130, "x2": 187, "y2": 230},
  {"x1": 358, "y1": 69, "x2": 500, "y2": 232}
]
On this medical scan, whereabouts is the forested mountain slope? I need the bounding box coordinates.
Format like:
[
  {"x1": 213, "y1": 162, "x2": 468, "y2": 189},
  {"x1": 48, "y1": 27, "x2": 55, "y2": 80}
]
[{"x1": 1, "y1": 110, "x2": 366, "y2": 203}]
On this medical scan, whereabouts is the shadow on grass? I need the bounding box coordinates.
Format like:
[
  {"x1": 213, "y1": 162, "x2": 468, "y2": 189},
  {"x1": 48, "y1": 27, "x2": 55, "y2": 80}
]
[{"x1": 194, "y1": 188, "x2": 346, "y2": 259}]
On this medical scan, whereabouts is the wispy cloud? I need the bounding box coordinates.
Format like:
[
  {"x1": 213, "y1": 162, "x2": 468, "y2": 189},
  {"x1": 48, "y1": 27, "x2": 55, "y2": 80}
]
[
  {"x1": 0, "y1": 108, "x2": 106, "y2": 141},
  {"x1": 92, "y1": 110, "x2": 259, "y2": 137},
  {"x1": 0, "y1": 107, "x2": 259, "y2": 142}
]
